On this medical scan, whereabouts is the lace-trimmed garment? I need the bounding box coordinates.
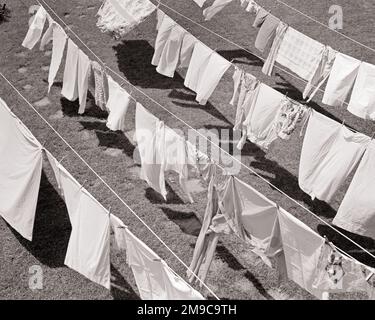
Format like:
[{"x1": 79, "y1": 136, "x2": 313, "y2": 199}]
[{"x1": 97, "y1": 0, "x2": 156, "y2": 39}]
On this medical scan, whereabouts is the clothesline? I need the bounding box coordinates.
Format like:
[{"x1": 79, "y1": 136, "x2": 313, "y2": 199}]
[
  {"x1": 274, "y1": 0, "x2": 375, "y2": 55},
  {"x1": 37, "y1": 0, "x2": 375, "y2": 263},
  {"x1": 0, "y1": 69, "x2": 219, "y2": 300},
  {"x1": 158, "y1": 0, "x2": 374, "y2": 127}
]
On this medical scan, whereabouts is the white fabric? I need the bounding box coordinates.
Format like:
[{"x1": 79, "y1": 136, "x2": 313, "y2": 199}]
[
  {"x1": 185, "y1": 42, "x2": 230, "y2": 105},
  {"x1": 203, "y1": 0, "x2": 234, "y2": 21},
  {"x1": 151, "y1": 14, "x2": 176, "y2": 68},
  {"x1": 192, "y1": 0, "x2": 208, "y2": 7},
  {"x1": 61, "y1": 39, "x2": 79, "y2": 101},
  {"x1": 278, "y1": 208, "x2": 325, "y2": 299},
  {"x1": 97, "y1": 0, "x2": 156, "y2": 38},
  {"x1": 322, "y1": 53, "x2": 361, "y2": 107},
  {"x1": 22, "y1": 6, "x2": 48, "y2": 50},
  {"x1": 124, "y1": 228, "x2": 204, "y2": 300},
  {"x1": 110, "y1": 214, "x2": 127, "y2": 251},
  {"x1": 347, "y1": 62, "x2": 375, "y2": 120},
  {"x1": 333, "y1": 141, "x2": 375, "y2": 239},
  {"x1": 46, "y1": 152, "x2": 111, "y2": 289},
  {"x1": 196, "y1": 51, "x2": 231, "y2": 105},
  {"x1": 135, "y1": 103, "x2": 167, "y2": 200},
  {"x1": 275, "y1": 27, "x2": 324, "y2": 81},
  {"x1": 155, "y1": 25, "x2": 186, "y2": 78},
  {"x1": 39, "y1": 16, "x2": 55, "y2": 51},
  {"x1": 106, "y1": 76, "x2": 131, "y2": 131},
  {"x1": 180, "y1": 33, "x2": 198, "y2": 68},
  {"x1": 48, "y1": 24, "x2": 68, "y2": 92},
  {"x1": 0, "y1": 98, "x2": 43, "y2": 241},
  {"x1": 164, "y1": 127, "x2": 193, "y2": 203},
  {"x1": 299, "y1": 110, "x2": 370, "y2": 203},
  {"x1": 77, "y1": 50, "x2": 91, "y2": 114},
  {"x1": 240, "y1": 83, "x2": 284, "y2": 149}
]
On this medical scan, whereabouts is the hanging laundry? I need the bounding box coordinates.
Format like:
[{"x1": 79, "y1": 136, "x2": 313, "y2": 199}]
[
  {"x1": 110, "y1": 214, "x2": 127, "y2": 251},
  {"x1": 312, "y1": 241, "x2": 375, "y2": 298},
  {"x1": 243, "y1": 0, "x2": 259, "y2": 13},
  {"x1": 61, "y1": 39, "x2": 79, "y2": 101},
  {"x1": 106, "y1": 76, "x2": 131, "y2": 131},
  {"x1": 90, "y1": 61, "x2": 109, "y2": 111},
  {"x1": 189, "y1": 173, "x2": 282, "y2": 284},
  {"x1": 230, "y1": 67, "x2": 258, "y2": 131},
  {"x1": 164, "y1": 127, "x2": 193, "y2": 203},
  {"x1": 347, "y1": 62, "x2": 375, "y2": 120},
  {"x1": 278, "y1": 208, "x2": 325, "y2": 299},
  {"x1": 77, "y1": 50, "x2": 91, "y2": 114},
  {"x1": 333, "y1": 140, "x2": 375, "y2": 239},
  {"x1": 239, "y1": 83, "x2": 305, "y2": 150},
  {"x1": 22, "y1": 5, "x2": 48, "y2": 50},
  {"x1": 299, "y1": 110, "x2": 370, "y2": 203},
  {"x1": 154, "y1": 24, "x2": 187, "y2": 78},
  {"x1": 0, "y1": 98, "x2": 43, "y2": 241},
  {"x1": 203, "y1": 0, "x2": 234, "y2": 21},
  {"x1": 156, "y1": 9, "x2": 165, "y2": 31},
  {"x1": 254, "y1": 13, "x2": 280, "y2": 53},
  {"x1": 152, "y1": 14, "x2": 177, "y2": 69},
  {"x1": 185, "y1": 42, "x2": 231, "y2": 105},
  {"x1": 124, "y1": 228, "x2": 204, "y2": 300},
  {"x1": 303, "y1": 46, "x2": 336, "y2": 102},
  {"x1": 322, "y1": 53, "x2": 361, "y2": 107},
  {"x1": 188, "y1": 165, "x2": 223, "y2": 284},
  {"x1": 252, "y1": 6, "x2": 268, "y2": 28},
  {"x1": 179, "y1": 33, "x2": 199, "y2": 68},
  {"x1": 262, "y1": 21, "x2": 288, "y2": 76},
  {"x1": 48, "y1": 23, "x2": 67, "y2": 93},
  {"x1": 46, "y1": 151, "x2": 111, "y2": 289},
  {"x1": 135, "y1": 103, "x2": 167, "y2": 200},
  {"x1": 273, "y1": 27, "x2": 325, "y2": 81},
  {"x1": 96, "y1": 0, "x2": 156, "y2": 39},
  {"x1": 39, "y1": 15, "x2": 55, "y2": 51}
]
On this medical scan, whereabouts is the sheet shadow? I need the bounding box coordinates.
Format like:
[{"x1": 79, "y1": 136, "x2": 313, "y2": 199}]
[
  {"x1": 169, "y1": 89, "x2": 233, "y2": 126},
  {"x1": 144, "y1": 184, "x2": 185, "y2": 205},
  {"x1": 112, "y1": 40, "x2": 185, "y2": 89},
  {"x1": 160, "y1": 207, "x2": 202, "y2": 237},
  {"x1": 217, "y1": 49, "x2": 264, "y2": 67},
  {"x1": 60, "y1": 95, "x2": 108, "y2": 120},
  {"x1": 11, "y1": 170, "x2": 71, "y2": 268},
  {"x1": 79, "y1": 120, "x2": 135, "y2": 158},
  {"x1": 110, "y1": 264, "x2": 140, "y2": 300}
]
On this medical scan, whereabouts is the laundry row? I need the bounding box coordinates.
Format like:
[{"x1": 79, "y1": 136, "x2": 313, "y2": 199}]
[
  {"x1": 194, "y1": 0, "x2": 375, "y2": 121},
  {"x1": 0, "y1": 97, "x2": 204, "y2": 299},
  {"x1": 23, "y1": 5, "x2": 375, "y2": 241},
  {"x1": 188, "y1": 165, "x2": 375, "y2": 299}
]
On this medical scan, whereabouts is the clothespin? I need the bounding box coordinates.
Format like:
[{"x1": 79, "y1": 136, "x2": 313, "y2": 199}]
[
  {"x1": 371, "y1": 132, "x2": 375, "y2": 140},
  {"x1": 341, "y1": 119, "x2": 345, "y2": 127},
  {"x1": 108, "y1": 206, "x2": 111, "y2": 219},
  {"x1": 59, "y1": 154, "x2": 68, "y2": 164}
]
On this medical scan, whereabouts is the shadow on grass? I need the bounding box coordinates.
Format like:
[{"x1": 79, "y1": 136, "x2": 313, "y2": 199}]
[
  {"x1": 217, "y1": 49, "x2": 264, "y2": 67},
  {"x1": 112, "y1": 40, "x2": 186, "y2": 90},
  {"x1": 110, "y1": 264, "x2": 140, "y2": 300},
  {"x1": 160, "y1": 207, "x2": 202, "y2": 237},
  {"x1": 79, "y1": 120, "x2": 135, "y2": 158},
  {"x1": 60, "y1": 95, "x2": 108, "y2": 120},
  {"x1": 168, "y1": 89, "x2": 233, "y2": 126},
  {"x1": 11, "y1": 171, "x2": 71, "y2": 267},
  {"x1": 145, "y1": 185, "x2": 185, "y2": 205}
]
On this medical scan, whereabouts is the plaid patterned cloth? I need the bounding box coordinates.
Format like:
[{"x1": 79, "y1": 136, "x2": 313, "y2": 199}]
[{"x1": 276, "y1": 27, "x2": 324, "y2": 80}]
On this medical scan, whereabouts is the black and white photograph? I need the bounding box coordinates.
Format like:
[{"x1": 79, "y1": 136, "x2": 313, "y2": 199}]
[{"x1": 1, "y1": 0, "x2": 375, "y2": 309}]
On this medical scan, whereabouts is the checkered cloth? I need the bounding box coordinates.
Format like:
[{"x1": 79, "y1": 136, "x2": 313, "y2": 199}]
[{"x1": 276, "y1": 27, "x2": 324, "y2": 80}]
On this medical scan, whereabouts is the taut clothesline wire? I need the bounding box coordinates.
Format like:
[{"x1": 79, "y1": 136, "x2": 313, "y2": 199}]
[
  {"x1": 36, "y1": 0, "x2": 375, "y2": 263},
  {"x1": 0, "y1": 69, "x2": 219, "y2": 299},
  {"x1": 157, "y1": 0, "x2": 375, "y2": 126},
  {"x1": 274, "y1": 0, "x2": 375, "y2": 55}
]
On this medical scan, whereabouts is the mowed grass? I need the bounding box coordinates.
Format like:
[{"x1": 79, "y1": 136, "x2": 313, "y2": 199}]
[{"x1": 1, "y1": 0, "x2": 375, "y2": 300}]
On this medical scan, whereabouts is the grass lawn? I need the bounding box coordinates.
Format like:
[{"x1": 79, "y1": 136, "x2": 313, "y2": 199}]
[{"x1": 1, "y1": 0, "x2": 375, "y2": 300}]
